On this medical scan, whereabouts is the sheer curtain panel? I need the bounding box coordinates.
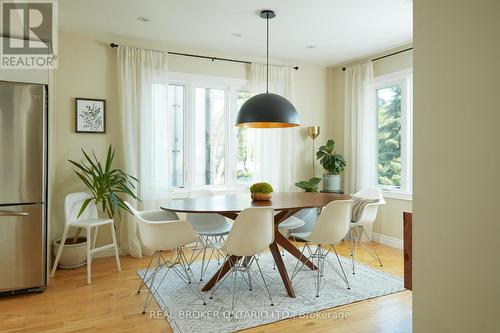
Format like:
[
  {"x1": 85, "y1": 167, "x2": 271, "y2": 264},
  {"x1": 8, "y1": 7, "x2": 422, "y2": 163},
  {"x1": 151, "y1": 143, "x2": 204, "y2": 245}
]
[{"x1": 117, "y1": 46, "x2": 170, "y2": 257}]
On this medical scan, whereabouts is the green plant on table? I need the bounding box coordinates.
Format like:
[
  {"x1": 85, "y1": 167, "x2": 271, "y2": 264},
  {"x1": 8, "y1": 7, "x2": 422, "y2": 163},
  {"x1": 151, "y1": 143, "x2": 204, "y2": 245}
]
[
  {"x1": 295, "y1": 177, "x2": 321, "y2": 192},
  {"x1": 250, "y1": 182, "x2": 273, "y2": 193}
]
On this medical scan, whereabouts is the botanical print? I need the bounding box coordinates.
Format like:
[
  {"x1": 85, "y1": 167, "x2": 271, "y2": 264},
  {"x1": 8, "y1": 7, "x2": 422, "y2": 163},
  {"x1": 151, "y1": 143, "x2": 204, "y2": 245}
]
[{"x1": 76, "y1": 99, "x2": 105, "y2": 133}]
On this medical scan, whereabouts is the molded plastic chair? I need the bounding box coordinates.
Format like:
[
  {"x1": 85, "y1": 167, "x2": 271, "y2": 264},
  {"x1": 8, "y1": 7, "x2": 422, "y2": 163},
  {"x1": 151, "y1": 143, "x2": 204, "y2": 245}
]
[
  {"x1": 207, "y1": 207, "x2": 275, "y2": 313},
  {"x1": 348, "y1": 187, "x2": 386, "y2": 274},
  {"x1": 51, "y1": 192, "x2": 121, "y2": 284},
  {"x1": 125, "y1": 202, "x2": 206, "y2": 313},
  {"x1": 290, "y1": 200, "x2": 353, "y2": 297},
  {"x1": 186, "y1": 190, "x2": 232, "y2": 280},
  {"x1": 123, "y1": 202, "x2": 179, "y2": 294}
]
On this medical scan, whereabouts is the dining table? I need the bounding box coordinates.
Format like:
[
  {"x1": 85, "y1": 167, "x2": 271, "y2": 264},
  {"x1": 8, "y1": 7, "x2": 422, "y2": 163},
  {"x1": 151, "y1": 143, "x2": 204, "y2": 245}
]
[{"x1": 161, "y1": 192, "x2": 351, "y2": 298}]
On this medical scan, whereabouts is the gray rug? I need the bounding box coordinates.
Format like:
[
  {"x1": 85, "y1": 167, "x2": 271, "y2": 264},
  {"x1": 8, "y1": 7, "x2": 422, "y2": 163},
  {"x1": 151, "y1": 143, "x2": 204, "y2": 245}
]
[{"x1": 137, "y1": 250, "x2": 404, "y2": 333}]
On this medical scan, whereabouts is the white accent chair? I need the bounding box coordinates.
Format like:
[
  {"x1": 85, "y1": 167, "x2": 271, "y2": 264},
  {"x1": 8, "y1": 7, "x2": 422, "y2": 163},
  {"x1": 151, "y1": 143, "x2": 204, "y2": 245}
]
[
  {"x1": 207, "y1": 207, "x2": 275, "y2": 313},
  {"x1": 290, "y1": 200, "x2": 353, "y2": 297},
  {"x1": 123, "y1": 202, "x2": 180, "y2": 294},
  {"x1": 186, "y1": 190, "x2": 232, "y2": 281},
  {"x1": 125, "y1": 202, "x2": 206, "y2": 313},
  {"x1": 51, "y1": 192, "x2": 121, "y2": 284},
  {"x1": 348, "y1": 187, "x2": 386, "y2": 274}
]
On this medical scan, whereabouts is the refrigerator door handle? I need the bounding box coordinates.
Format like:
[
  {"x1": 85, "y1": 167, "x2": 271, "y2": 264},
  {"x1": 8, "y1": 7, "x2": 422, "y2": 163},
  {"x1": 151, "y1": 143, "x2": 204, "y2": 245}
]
[{"x1": 0, "y1": 211, "x2": 30, "y2": 217}]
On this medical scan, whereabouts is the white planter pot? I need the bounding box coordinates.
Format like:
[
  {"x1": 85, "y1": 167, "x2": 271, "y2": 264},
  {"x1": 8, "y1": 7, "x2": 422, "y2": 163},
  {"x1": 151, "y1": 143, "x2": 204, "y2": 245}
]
[
  {"x1": 322, "y1": 174, "x2": 341, "y2": 192},
  {"x1": 52, "y1": 238, "x2": 87, "y2": 269}
]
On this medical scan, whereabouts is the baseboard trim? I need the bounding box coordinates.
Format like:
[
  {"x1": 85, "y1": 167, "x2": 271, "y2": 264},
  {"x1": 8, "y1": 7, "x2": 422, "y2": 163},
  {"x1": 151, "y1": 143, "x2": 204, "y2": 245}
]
[{"x1": 372, "y1": 233, "x2": 403, "y2": 249}]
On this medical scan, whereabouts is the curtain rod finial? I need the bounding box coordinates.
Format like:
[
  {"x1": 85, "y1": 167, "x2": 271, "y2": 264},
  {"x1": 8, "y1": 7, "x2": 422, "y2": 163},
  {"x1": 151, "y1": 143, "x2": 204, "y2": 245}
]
[
  {"x1": 342, "y1": 67, "x2": 346, "y2": 71},
  {"x1": 110, "y1": 43, "x2": 118, "y2": 48}
]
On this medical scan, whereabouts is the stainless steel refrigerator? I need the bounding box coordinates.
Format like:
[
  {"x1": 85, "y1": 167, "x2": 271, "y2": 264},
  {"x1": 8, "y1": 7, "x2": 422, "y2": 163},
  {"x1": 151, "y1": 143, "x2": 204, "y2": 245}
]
[{"x1": 0, "y1": 81, "x2": 47, "y2": 294}]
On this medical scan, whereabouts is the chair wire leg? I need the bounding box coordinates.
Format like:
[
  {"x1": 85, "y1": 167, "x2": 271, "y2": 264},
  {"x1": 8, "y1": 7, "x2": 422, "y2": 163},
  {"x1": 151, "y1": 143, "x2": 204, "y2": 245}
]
[
  {"x1": 142, "y1": 252, "x2": 160, "y2": 314},
  {"x1": 331, "y1": 245, "x2": 351, "y2": 289},
  {"x1": 137, "y1": 253, "x2": 156, "y2": 294},
  {"x1": 187, "y1": 240, "x2": 199, "y2": 267},
  {"x1": 254, "y1": 256, "x2": 274, "y2": 306},
  {"x1": 291, "y1": 243, "x2": 309, "y2": 280},
  {"x1": 210, "y1": 255, "x2": 231, "y2": 300},
  {"x1": 360, "y1": 226, "x2": 384, "y2": 267}
]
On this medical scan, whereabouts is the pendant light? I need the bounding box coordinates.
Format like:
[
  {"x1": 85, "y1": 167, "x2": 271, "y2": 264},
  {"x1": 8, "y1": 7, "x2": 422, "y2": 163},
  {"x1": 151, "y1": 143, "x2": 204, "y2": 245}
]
[{"x1": 235, "y1": 10, "x2": 300, "y2": 128}]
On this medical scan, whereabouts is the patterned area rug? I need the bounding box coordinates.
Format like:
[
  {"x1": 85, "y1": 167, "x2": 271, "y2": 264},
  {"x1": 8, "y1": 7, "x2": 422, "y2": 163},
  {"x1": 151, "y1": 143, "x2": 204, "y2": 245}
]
[{"x1": 137, "y1": 250, "x2": 404, "y2": 333}]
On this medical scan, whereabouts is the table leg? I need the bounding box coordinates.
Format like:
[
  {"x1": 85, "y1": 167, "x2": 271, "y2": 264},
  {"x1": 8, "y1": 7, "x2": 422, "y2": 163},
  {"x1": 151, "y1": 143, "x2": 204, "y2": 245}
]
[
  {"x1": 201, "y1": 255, "x2": 241, "y2": 292},
  {"x1": 269, "y1": 242, "x2": 296, "y2": 298}
]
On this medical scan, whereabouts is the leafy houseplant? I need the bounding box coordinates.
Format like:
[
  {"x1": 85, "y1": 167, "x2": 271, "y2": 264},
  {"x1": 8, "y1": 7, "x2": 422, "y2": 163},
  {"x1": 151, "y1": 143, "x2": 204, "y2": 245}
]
[
  {"x1": 295, "y1": 177, "x2": 321, "y2": 192},
  {"x1": 316, "y1": 139, "x2": 347, "y2": 192},
  {"x1": 250, "y1": 182, "x2": 273, "y2": 201},
  {"x1": 67, "y1": 145, "x2": 139, "y2": 243}
]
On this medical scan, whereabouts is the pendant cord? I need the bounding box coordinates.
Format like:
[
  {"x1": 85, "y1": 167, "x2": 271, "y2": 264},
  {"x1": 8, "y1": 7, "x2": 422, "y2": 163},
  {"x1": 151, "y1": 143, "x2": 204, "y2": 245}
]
[{"x1": 266, "y1": 13, "x2": 269, "y2": 94}]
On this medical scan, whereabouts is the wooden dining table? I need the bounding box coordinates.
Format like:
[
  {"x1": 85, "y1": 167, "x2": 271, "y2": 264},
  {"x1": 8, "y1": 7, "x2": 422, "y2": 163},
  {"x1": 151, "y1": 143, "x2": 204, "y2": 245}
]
[{"x1": 161, "y1": 192, "x2": 351, "y2": 298}]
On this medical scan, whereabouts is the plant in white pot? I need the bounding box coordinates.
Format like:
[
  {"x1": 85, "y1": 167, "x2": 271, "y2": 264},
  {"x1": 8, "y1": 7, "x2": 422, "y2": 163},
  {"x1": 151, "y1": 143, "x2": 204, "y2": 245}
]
[
  {"x1": 316, "y1": 139, "x2": 346, "y2": 192},
  {"x1": 52, "y1": 145, "x2": 139, "y2": 269}
]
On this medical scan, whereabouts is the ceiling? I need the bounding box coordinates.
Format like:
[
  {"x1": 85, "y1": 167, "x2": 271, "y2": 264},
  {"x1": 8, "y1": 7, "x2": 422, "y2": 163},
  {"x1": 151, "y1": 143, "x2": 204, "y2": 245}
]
[{"x1": 59, "y1": 0, "x2": 413, "y2": 66}]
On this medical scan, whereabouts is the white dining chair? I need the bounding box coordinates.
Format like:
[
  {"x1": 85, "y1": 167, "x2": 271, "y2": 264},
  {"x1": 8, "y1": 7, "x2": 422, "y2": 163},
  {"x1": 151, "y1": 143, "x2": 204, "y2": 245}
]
[
  {"x1": 124, "y1": 202, "x2": 180, "y2": 294},
  {"x1": 290, "y1": 200, "x2": 353, "y2": 297},
  {"x1": 125, "y1": 201, "x2": 206, "y2": 314},
  {"x1": 51, "y1": 192, "x2": 121, "y2": 284},
  {"x1": 186, "y1": 190, "x2": 232, "y2": 281},
  {"x1": 207, "y1": 207, "x2": 275, "y2": 313},
  {"x1": 348, "y1": 187, "x2": 386, "y2": 274}
]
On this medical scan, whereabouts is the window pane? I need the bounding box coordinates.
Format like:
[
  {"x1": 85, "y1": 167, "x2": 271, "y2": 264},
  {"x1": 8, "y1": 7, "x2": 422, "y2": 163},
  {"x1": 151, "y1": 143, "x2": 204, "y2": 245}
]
[
  {"x1": 377, "y1": 85, "x2": 402, "y2": 188},
  {"x1": 235, "y1": 91, "x2": 254, "y2": 185},
  {"x1": 195, "y1": 88, "x2": 225, "y2": 185},
  {"x1": 168, "y1": 85, "x2": 184, "y2": 187}
]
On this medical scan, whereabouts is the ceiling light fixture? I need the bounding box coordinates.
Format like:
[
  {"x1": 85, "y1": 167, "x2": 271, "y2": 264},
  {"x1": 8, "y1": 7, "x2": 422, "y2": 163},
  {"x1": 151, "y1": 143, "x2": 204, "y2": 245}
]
[
  {"x1": 232, "y1": 32, "x2": 242, "y2": 37},
  {"x1": 305, "y1": 45, "x2": 316, "y2": 49},
  {"x1": 136, "y1": 16, "x2": 150, "y2": 22},
  {"x1": 235, "y1": 10, "x2": 300, "y2": 128}
]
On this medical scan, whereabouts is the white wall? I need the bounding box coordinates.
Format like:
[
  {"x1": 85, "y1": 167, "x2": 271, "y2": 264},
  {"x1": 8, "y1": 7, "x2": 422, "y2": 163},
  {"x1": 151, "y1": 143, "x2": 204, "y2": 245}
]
[
  {"x1": 329, "y1": 46, "x2": 413, "y2": 242},
  {"x1": 50, "y1": 31, "x2": 332, "y2": 246},
  {"x1": 414, "y1": 0, "x2": 500, "y2": 331}
]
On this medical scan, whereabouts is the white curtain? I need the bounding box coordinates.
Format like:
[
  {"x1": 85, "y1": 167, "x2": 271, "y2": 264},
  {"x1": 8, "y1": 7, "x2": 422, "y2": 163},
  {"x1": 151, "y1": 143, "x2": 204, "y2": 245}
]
[
  {"x1": 250, "y1": 63, "x2": 297, "y2": 192},
  {"x1": 117, "y1": 46, "x2": 171, "y2": 258},
  {"x1": 344, "y1": 61, "x2": 376, "y2": 194}
]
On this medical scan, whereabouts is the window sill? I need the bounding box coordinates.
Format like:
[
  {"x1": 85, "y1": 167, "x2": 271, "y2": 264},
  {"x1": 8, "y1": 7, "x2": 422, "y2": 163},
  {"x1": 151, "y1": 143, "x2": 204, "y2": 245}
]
[{"x1": 381, "y1": 191, "x2": 413, "y2": 201}]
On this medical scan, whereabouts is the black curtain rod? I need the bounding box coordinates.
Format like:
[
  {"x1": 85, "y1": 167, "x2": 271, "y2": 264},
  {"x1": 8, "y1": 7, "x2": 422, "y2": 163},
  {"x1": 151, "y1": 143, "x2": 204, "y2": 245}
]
[
  {"x1": 341, "y1": 47, "x2": 413, "y2": 71},
  {"x1": 110, "y1": 43, "x2": 299, "y2": 70}
]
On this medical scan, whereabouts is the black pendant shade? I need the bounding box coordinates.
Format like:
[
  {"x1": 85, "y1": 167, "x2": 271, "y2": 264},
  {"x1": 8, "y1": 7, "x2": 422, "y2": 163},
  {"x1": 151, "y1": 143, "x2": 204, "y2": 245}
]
[
  {"x1": 235, "y1": 9, "x2": 300, "y2": 128},
  {"x1": 235, "y1": 93, "x2": 300, "y2": 128}
]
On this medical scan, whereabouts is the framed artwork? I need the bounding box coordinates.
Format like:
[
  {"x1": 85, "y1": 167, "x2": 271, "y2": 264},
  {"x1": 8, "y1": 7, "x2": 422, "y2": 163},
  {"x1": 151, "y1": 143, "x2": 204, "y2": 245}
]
[{"x1": 75, "y1": 98, "x2": 106, "y2": 133}]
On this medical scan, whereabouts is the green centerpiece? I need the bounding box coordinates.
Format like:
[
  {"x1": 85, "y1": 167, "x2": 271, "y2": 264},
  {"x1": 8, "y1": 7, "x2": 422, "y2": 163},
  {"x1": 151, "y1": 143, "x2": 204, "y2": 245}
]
[{"x1": 250, "y1": 182, "x2": 273, "y2": 201}]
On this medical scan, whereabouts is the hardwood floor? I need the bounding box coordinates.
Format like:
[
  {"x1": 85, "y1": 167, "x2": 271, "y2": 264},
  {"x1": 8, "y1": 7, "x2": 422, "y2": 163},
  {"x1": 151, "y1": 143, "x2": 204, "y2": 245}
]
[{"x1": 0, "y1": 242, "x2": 411, "y2": 333}]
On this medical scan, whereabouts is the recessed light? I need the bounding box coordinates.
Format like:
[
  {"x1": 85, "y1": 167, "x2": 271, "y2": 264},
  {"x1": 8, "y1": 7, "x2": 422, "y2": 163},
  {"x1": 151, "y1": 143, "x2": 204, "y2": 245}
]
[
  {"x1": 137, "y1": 16, "x2": 150, "y2": 22},
  {"x1": 232, "y1": 32, "x2": 242, "y2": 38},
  {"x1": 305, "y1": 45, "x2": 316, "y2": 49}
]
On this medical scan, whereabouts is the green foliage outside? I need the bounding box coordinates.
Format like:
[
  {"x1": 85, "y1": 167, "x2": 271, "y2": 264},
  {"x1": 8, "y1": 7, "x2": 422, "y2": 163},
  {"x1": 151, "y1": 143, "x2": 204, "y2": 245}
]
[
  {"x1": 295, "y1": 177, "x2": 321, "y2": 192},
  {"x1": 377, "y1": 85, "x2": 402, "y2": 187},
  {"x1": 250, "y1": 182, "x2": 273, "y2": 194}
]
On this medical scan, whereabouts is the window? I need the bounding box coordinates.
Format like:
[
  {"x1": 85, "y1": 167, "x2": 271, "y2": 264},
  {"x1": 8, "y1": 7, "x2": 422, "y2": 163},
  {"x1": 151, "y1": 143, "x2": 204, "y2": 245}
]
[
  {"x1": 168, "y1": 84, "x2": 185, "y2": 188},
  {"x1": 161, "y1": 73, "x2": 251, "y2": 193},
  {"x1": 195, "y1": 88, "x2": 226, "y2": 185},
  {"x1": 375, "y1": 70, "x2": 413, "y2": 196},
  {"x1": 234, "y1": 90, "x2": 254, "y2": 185}
]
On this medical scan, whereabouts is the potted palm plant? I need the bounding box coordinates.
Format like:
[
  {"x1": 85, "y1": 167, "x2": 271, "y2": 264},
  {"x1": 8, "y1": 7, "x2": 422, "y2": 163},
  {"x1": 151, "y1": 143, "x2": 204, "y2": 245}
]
[
  {"x1": 52, "y1": 145, "x2": 139, "y2": 269},
  {"x1": 316, "y1": 139, "x2": 346, "y2": 192}
]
